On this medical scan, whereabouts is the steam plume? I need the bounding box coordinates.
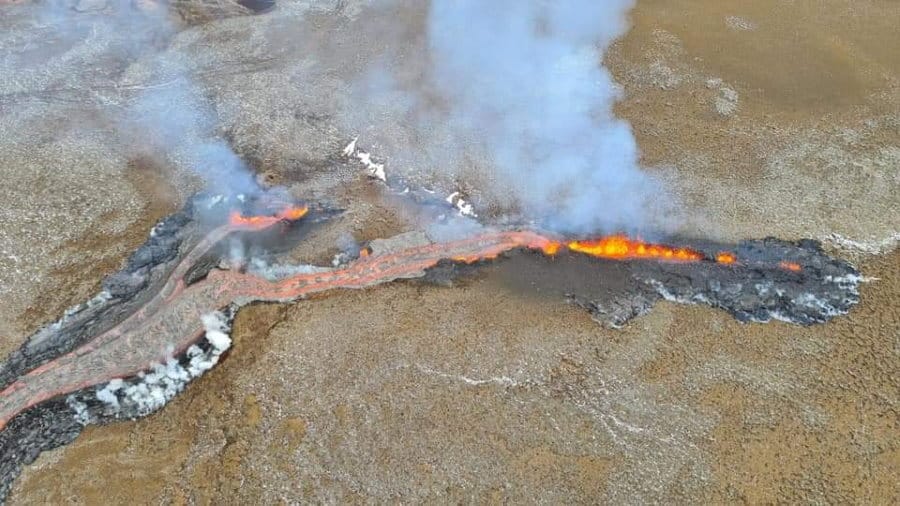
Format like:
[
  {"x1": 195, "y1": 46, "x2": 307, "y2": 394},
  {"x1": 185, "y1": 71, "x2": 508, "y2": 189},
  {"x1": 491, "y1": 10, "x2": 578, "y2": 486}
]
[
  {"x1": 432, "y1": 0, "x2": 658, "y2": 232},
  {"x1": 348, "y1": 0, "x2": 669, "y2": 234}
]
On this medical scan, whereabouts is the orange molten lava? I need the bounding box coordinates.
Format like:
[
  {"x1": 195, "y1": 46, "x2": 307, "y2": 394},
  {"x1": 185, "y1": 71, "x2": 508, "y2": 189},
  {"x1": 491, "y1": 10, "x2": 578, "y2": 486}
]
[
  {"x1": 779, "y1": 261, "x2": 802, "y2": 272},
  {"x1": 229, "y1": 205, "x2": 309, "y2": 230},
  {"x1": 451, "y1": 252, "x2": 500, "y2": 264},
  {"x1": 442, "y1": 233, "x2": 735, "y2": 265},
  {"x1": 564, "y1": 235, "x2": 703, "y2": 262},
  {"x1": 716, "y1": 252, "x2": 737, "y2": 265},
  {"x1": 541, "y1": 242, "x2": 561, "y2": 256}
]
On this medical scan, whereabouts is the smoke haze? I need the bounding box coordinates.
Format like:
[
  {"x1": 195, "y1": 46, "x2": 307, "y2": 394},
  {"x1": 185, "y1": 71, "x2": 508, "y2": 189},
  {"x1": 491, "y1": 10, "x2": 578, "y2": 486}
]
[{"x1": 8, "y1": 0, "x2": 259, "y2": 197}]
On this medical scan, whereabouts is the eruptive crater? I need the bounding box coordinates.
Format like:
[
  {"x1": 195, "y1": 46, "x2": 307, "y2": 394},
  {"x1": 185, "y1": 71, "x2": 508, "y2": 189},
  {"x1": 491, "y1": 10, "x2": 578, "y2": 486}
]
[{"x1": 0, "y1": 193, "x2": 861, "y2": 499}]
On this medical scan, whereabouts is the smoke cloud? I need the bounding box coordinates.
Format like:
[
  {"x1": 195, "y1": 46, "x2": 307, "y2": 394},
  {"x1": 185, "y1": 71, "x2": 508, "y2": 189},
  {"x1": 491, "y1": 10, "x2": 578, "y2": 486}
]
[{"x1": 347, "y1": 0, "x2": 671, "y2": 235}]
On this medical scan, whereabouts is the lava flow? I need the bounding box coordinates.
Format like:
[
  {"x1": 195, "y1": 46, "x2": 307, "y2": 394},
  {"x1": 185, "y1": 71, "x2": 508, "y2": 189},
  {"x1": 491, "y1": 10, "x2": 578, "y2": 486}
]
[
  {"x1": 0, "y1": 220, "x2": 809, "y2": 432},
  {"x1": 0, "y1": 228, "x2": 551, "y2": 430},
  {"x1": 229, "y1": 204, "x2": 309, "y2": 230},
  {"x1": 780, "y1": 261, "x2": 802, "y2": 272},
  {"x1": 716, "y1": 252, "x2": 737, "y2": 265}
]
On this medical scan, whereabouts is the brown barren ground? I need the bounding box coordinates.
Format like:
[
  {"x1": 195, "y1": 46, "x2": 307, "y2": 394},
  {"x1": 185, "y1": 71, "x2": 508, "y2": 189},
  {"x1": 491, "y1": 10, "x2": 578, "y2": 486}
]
[{"x1": 4, "y1": 0, "x2": 899, "y2": 503}]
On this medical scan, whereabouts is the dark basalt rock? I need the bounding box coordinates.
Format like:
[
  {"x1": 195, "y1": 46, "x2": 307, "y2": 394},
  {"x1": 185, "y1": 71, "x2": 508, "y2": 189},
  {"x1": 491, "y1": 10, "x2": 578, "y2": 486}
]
[
  {"x1": 0, "y1": 397, "x2": 84, "y2": 502},
  {"x1": 633, "y1": 237, "x2": 860, "y2": 325},
  {"x1": 567, "y1": 289, "x2": 660, "y2": 329},
  {"x1": 0, "y1": 192, "x2": 315, "y2": 393},
  {"x1": 237, "y1": 0, "x2": 276, "y2": 13},
  {"x1": 0, "y1": 333, "x2": 228, "y2": 503},
  {"x1": 0, "y1": 192, "x2": 340, "y2": 503},
  {"x1": 472, "y1": 237, "x2": 860, "y2": 328}
]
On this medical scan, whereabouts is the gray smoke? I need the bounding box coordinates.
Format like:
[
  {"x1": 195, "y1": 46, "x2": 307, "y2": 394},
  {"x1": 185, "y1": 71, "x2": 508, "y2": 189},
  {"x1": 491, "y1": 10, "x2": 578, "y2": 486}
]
[
  {"x1": 8, "y1": 0, "x2": 259, "y2": 197},
  {"x1": 123, "y1": 76, "x2": 260, "y2": 196},
  {"x1": 347, "y1": 0, "x2": 671, "y2": 235}
]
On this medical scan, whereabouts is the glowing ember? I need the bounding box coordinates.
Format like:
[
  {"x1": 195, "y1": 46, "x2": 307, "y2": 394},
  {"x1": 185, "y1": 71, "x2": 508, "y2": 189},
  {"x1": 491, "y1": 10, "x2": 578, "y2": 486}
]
[
  {"x1": 451, "y1": 253, "x2": 500, "y2": 264},
  {"x1": 565, "y1": 235, "x2": 703, "y2": 262},
  {"x1": 541, "y1": 242, "x2": 561, "y2": 256},
  {"x1": 716, "y1": 252, "x2": 737, "y2": 264},
  {"x1": 278, "y1": 206, "x2": 309, "y2": 221},
  {"x1": 780, "y1": 261, "x2": 802, "y2": 272},
  {"x1": 228, "y1": 205, "x2": 309, "y2": 230}
]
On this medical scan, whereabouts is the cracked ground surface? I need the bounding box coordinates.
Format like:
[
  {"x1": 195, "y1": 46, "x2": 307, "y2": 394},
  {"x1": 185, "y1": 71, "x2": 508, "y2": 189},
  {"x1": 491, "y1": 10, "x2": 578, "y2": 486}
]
[{"x1": 1, "y1": 0, "x2": 898, "y2": 503}]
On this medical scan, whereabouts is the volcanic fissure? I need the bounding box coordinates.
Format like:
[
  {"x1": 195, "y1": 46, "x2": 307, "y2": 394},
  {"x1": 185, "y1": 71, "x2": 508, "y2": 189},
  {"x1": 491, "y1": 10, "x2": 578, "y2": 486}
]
[{"x1": 0, "y1": 191, "x2": 861, "y2": 499}]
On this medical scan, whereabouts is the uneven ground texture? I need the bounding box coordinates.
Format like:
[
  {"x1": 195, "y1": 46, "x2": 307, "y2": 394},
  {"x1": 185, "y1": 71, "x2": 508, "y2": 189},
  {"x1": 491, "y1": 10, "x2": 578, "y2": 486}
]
[{"x1": 2, "y1": 0, "x2": 898, "y2": 503}]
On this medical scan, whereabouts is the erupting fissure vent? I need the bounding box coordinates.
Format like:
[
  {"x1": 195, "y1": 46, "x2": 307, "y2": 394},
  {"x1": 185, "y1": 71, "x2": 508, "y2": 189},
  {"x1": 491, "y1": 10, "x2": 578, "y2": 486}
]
[
  {"x1": 565, "y1": 235, "x2": 704, "y2": 262},
  {"x1": 0, "y1": 193, "x2": 862, "y2": 502},
  {"x1": 228, "y1": 204, "x2": 309, "y2": 230}
]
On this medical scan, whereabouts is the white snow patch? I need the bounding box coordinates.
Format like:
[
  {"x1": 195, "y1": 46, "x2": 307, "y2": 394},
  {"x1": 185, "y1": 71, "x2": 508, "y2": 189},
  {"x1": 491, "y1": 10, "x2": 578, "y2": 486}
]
[
  {"x1": 368, "y1": 162, "x2": 386, "y2": 181},
  {"x1": 342, "y1": 136, "x2": 358, "y2": 157},
  {"x1": 343, "y1": 137, "x2": 478, "y2": 216},
  {"x1": 445, "y1": 191, "x2": 478, "y2": 217},
  {"x1": 343, "y1": 137, "x2": 387, "y2": 181},
  {"x1": 50, "y1": 291, "x2": 112, "y2": 331},
  {"x1": 822, "y1": 232, "x2": 900, "y2": 256}
]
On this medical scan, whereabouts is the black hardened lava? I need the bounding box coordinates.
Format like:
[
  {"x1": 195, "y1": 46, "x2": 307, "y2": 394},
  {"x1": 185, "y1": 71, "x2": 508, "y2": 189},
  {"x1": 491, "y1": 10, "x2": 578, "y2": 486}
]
[
  {"x1": 0, "y1": 330, "x2": 233, "y2": 501},
  {"x1": 452, "y1": 237, "x2": 861, "y2": 329},
  {"x1": 0, "y1": 196, "x2": 209, "y2": 502},
  {"x1": 0, "y1": 397, "x2": 82, "y2": 500},
  {"x1": 634, "y1": 237, "x2": 861, "y2": 324},
  {"x1": 0, "y1": 202, "x2": 196, "y2": 394}
]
